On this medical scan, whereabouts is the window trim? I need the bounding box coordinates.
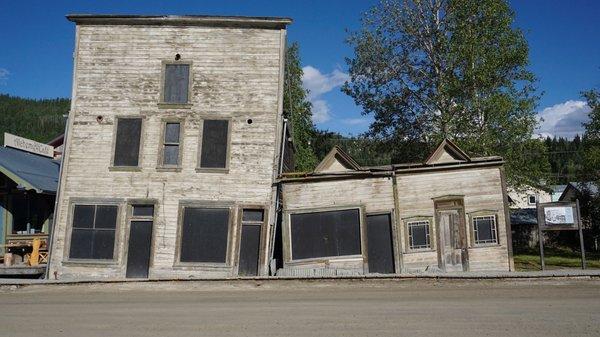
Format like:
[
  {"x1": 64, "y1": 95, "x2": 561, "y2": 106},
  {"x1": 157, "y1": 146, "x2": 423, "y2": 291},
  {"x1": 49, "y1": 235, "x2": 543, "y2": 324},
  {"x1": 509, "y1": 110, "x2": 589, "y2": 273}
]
[
  {"x1": 158, "y1": 60, "x2": 193, "y2": 108},
  {"x1": 156, "y1": 118, "x2": 185, "y2": 171},
  {"x1": 196, "y1": 118, "x2": 232, "y2": 173},
  {"x1": 468, "y1": 210, "x2": 500, "y2": 247},
  {"x1": 402, "y1": 216, "x2": 435, "y2": 253},
  {"x1": 173, "y1": 200, "x2": 236, "y2": 268},
  {"x1": 283, "y1": 205, "x2": 367, "y2": 266},
  {"x1": 109, "y1": 116, "x2": 145, "y2": 172},
  {"x1": 63, "y1": 198, "x2": 124, "y2": 266},
  {"x1": 527, "y1": 194, "x2": 537, "y2": 205}
]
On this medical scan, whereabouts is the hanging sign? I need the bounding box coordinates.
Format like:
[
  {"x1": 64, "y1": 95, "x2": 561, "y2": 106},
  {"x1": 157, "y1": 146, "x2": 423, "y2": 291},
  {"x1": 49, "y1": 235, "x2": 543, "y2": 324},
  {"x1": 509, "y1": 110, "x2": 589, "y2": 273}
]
[{"x1": 4, "y1": 132, "x2": 54, "y2": 158}]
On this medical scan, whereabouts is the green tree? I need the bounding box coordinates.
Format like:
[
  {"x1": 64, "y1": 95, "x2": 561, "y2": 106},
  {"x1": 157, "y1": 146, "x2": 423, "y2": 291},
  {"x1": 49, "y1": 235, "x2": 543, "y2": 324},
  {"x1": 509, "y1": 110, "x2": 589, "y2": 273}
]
[
  {"x1": 343, "y1": 0, "x2": 547, "y2": 187},
  {"x1": 283, "y1": 43, "x2": 318, "y2": 172},
  {"x1": 0, "y1": 94, "x2": 69, "y2": 145}
]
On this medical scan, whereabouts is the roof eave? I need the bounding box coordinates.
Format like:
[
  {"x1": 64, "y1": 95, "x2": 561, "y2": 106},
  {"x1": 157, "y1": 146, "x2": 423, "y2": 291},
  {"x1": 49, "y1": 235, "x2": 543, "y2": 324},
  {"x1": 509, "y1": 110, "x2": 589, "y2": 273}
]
[{"x1": 66, "y1": 14, "x2": 293, "y2": 29}]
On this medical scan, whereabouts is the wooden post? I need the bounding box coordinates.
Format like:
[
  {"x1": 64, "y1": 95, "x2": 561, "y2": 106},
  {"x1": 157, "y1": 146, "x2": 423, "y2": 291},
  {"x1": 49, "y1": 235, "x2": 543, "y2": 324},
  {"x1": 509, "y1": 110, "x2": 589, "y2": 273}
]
[
  {"x1": 576, "y1": 199, "x2": 587, "y2": 270},
  {"x1": 536, "y1": 201, "x2": 545, "y2": 271}
]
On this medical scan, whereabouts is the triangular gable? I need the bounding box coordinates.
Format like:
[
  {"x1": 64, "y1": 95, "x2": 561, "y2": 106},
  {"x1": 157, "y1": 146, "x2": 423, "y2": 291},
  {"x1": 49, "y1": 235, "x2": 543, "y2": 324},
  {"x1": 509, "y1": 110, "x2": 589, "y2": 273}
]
[
  {"x1": 425, "y1": 138, "x2": 471, "y2": 165},
  {"x1": 314, "y1": 146, "x2": 361, "y2": 173}
]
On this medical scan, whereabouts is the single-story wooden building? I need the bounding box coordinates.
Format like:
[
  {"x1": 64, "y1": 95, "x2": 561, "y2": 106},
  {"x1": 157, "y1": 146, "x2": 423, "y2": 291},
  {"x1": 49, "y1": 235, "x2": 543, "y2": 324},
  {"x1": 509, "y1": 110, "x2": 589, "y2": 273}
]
[{"x1": 277, "y1": 139, "x2": 514, "y2": 276}]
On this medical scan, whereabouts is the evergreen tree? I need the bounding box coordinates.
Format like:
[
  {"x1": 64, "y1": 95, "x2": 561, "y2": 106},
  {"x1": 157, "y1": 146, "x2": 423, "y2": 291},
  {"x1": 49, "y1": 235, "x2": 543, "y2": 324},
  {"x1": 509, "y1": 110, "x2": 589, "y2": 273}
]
[
  {"x1": 0, "y1": 94, "x2": 69, "y2": 144},
  {"x1": 283, "y1": 43, "x2": 318, "y2": 172}
]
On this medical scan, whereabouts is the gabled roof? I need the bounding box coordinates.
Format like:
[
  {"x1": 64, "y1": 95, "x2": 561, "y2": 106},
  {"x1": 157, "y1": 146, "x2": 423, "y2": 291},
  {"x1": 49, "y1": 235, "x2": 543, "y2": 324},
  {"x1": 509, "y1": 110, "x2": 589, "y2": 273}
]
[
  {"x1": 313, "y1": 146, "x2": 362, "y2": 173},
  {"x1": 559, "y1": 181, "x2": 599, "y2": 201},
  {"x1": 0, "y1": 146, "x2": 60, "y2": 194},
  {"x1": 424, "y1": 138, "x2": 471, "y2": 165}
]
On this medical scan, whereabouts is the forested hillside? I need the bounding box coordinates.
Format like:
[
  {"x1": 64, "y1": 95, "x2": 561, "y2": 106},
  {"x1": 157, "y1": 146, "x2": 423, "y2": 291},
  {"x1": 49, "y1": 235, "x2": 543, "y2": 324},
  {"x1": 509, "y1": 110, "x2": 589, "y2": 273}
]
[{"x1": 0, "y1": 94, "x2": 69, "y2": 145}]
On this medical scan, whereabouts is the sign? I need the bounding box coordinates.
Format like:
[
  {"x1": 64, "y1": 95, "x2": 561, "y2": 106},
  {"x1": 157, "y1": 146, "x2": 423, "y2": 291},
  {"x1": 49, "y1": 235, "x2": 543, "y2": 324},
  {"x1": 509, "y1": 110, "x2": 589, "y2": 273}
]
[
  {"x1": 536, "y1": 201, "x2": 586, "y2": 270},
  {"x1": 538, "y1": 202, "x2": 579, "y2": 231},
  {"x1": 4, "y1": 132, "x2": 54, "y2": 158}
]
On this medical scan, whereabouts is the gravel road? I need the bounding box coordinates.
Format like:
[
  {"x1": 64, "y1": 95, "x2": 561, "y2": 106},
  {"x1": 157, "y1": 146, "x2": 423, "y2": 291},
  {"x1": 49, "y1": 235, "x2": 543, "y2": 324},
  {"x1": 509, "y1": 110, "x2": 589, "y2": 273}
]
[{"x1": 1, "y1": 278, "x2": 599, "y2": 337}]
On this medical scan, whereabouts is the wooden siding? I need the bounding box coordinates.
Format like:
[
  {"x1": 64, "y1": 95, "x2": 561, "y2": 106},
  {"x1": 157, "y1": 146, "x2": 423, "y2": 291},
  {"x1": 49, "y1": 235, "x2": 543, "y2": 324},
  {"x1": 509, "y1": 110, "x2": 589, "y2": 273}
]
[
  {"x1": 49, "y1": 24, "x2": 286, "y2": 280},
  {"x1": 280, "y1": 166, "x2": 510, "y2": 275}
]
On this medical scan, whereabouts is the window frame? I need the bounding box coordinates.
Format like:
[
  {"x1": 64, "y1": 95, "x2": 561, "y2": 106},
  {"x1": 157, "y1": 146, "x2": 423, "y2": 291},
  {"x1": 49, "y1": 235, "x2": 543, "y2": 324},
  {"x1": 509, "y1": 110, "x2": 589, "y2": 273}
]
[
  {"x1": 527, "y1": 194, "x2": 537, "y2": 205},
  {"x1": 156, "y1": 118, "x2": 185, "y2": 171},
  {"x1": 402, "y1": 216, "x2": 435, "y2": 253},
  {"x1": 63, "y1": 199, "x2": 124, "y2": 266},
  {"x1": 284, "y1": 205, "x2": 366, "y2": 265},
  {"x1": 196, "y1": 118, "x2": 232, "y2": 173},
  {"x1": 109, "y1": 116, "x2": 145, "y2": 172},
  {"x1": 468, "y1": 211, "x2": 500, "y2": 247},
  {"x1": 158, "y1": 60, "x2": 193, "y2": 109},
  {"x1": 173, "y1": 200, "x2": 236, "y2": 268}
]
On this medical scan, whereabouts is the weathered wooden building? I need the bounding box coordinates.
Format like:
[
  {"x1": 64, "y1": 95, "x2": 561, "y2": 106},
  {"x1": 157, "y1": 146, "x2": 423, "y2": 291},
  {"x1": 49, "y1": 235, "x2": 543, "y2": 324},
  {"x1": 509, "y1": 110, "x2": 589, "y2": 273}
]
[
  {"x1": 48, "y1": 15, "x2": 292, "y2": 279},
  {"x1": 277, "y1": 140, "x2": 514, "y2": 276},
  {"x1": 49, "y1": 14, "x2": 513, "y2": 281}
]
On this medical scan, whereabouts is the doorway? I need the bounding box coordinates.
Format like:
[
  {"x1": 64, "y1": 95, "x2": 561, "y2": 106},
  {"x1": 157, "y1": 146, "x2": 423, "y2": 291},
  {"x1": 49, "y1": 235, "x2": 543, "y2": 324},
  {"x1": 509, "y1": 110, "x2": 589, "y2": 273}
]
[
  {"x1": 238, "y1": 209, "x2": 264, "y2": 276},
  {"x1": 435, "y1": 199, "x2": 468, "y2": 272},
  {"x1": 366, "y1": 213, "x2": 395, "y2": 274},
  {"x1": 126, "y1": 205, "x2": 154, "y2": 279}
]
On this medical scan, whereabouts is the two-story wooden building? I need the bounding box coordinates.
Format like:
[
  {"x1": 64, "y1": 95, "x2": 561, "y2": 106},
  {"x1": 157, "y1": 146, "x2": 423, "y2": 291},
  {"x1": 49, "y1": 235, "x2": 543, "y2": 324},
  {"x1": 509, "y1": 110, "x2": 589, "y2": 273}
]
[{"x1": 47, "y1": 14, "x2": 292, "y2": 279}]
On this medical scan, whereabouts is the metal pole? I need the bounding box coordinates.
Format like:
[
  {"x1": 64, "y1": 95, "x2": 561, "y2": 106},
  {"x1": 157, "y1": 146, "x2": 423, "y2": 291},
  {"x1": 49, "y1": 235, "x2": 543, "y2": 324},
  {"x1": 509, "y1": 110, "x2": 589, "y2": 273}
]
[
  {"x1": 536, "y1": 201, "x2": 545, "y2": 271},
  {"x1": 576, "y1": 199, "x2": 586, "y2": 270}
]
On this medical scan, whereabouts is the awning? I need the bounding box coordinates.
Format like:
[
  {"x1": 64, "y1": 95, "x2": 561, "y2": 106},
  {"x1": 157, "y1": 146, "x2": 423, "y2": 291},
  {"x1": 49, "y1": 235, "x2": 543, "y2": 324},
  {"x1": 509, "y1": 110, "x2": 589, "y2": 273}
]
[
  {"x1": 510, "y1": 208, "x2": 538, "y2": 226},
  {"x1": 0, "y1": 146, "x2": 60, "y2": 194}
]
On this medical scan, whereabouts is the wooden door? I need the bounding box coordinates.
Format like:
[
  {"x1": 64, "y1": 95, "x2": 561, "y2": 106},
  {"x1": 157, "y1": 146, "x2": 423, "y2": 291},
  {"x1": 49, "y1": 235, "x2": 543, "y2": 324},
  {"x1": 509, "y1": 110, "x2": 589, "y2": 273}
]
[
  {"x1": 126, "y1": 221, "x2": 153, "y2": 278},
  {"x1": 238, "y1": 224, "x2": 261, "y2": 276},
  {"x1": 366, "y1": 213, "x2": 395, "y2": 274},
  {"x1": 437, "y1": 210, "x2": 467, "y2": 272}
]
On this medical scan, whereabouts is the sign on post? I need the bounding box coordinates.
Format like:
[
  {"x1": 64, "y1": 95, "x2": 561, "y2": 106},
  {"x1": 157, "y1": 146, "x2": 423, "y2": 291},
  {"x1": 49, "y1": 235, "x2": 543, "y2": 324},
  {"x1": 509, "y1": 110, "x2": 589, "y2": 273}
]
[
  {"x1": 536, "y1": 201, "x2": 586, "y2": 270},
  {"x1": 4, "y1": 132, "x2": 54, "y2": 158}
]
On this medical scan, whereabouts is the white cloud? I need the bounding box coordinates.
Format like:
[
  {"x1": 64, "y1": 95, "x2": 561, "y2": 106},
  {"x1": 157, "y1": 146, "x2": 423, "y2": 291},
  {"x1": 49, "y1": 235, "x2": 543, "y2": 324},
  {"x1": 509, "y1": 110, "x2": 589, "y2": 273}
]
[
  {"x1": 311, "y1": 99, "x2": 331, "y2": 123},
  {"x1": 342, "y1": 118, "x2": 370, "y2": 126},
  {"x1": 0, "y1": 68, "x2": 8, "y2": 85},
  {"x1": 536, "y1": 100, "x2": 591, "y2": 139},
  {"x1": 302, "y1": 65, "x2": 349, "y2": 124}
]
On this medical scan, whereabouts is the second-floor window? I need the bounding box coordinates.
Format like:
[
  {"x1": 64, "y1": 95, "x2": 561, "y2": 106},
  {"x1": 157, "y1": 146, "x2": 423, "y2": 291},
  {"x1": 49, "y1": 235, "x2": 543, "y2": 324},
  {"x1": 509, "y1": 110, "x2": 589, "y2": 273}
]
[
  {"x1": 161, "y1": 122, "x2": 182, "y2": 167},
  {"x1": 162, "y1": 63, "x2": 191, "y2": 104},
  {"x1": 113, "y1": 117, "x2": 142, "y2": 167},
  {"x1": 198, "y1": 119, "x2": 230, "y2": 170}
]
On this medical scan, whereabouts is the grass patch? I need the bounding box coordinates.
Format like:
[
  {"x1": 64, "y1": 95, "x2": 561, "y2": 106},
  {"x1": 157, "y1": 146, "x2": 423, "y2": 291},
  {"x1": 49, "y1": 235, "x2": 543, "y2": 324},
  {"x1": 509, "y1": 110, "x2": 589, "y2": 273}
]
[{"x1": 514, "y1": 247, "x2": 600, "y2": 271}]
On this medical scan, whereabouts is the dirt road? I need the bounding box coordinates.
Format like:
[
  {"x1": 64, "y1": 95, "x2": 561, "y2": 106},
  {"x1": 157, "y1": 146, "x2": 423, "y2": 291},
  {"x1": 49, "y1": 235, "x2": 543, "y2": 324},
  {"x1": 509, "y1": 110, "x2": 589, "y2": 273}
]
[{"x1": 1, "y1": 278, "x2": 599, "y2": 337}]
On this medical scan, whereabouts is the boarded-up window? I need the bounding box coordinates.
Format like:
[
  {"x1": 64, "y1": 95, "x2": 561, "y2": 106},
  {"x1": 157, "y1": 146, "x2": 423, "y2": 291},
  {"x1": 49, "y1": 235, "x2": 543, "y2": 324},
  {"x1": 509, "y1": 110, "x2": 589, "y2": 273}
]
[
  {"x1": 289, "y1": 209, "x2": 361, "y2": 260},
  {"x1": 114, "y1": 118, "x2": 142, "y2": 167},
  {"x1": 199, "y1": 120, "x2": 229, "y2": 169},
  {"x1": 407, "y1": 220, "x2": 431, "y2": 250},
  {"x1": 163, "y1": 64, "x2": 190, "y2": 104},
  {"x1": 473, "y1": 215, "x2": 498, "y2": 244},
  {"x1": 161, "y1": 122, "x2": 181, "y2": 166},
  {"x1": 180, "y1": 207, "x2": 230, "y2": 263},
  {"x1": 69, "y1": 205, "x2": 118, "y2": 260}
]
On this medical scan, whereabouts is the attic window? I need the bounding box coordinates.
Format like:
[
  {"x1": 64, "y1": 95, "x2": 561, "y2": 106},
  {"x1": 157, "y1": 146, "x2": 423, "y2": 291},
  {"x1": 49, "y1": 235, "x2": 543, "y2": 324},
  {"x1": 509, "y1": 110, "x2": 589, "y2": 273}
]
[{"x1": 528, "y1": 195, "x2": 537, "y2": 205}]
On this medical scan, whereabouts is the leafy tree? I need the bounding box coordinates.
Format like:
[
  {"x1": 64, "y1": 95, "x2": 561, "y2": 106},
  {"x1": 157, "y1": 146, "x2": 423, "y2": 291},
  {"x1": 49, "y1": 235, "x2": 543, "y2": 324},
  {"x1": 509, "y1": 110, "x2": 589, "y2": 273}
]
[
  {"x1": 283, "y1": 43, "x2": 318, "y2": 172},
  {"x1": 0, "y1": 94, "x2": 69, "y2": 145},
  {"x1": 343, "y1": 0, "x2": 547, "y2": 187}
]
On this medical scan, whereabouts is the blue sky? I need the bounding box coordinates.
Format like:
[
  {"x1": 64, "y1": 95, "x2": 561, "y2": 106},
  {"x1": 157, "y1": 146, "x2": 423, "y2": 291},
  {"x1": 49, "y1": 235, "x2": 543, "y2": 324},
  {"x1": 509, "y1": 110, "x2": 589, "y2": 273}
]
[{"x1": 0, "y1": 0, "x2": 598, "y2": 137}]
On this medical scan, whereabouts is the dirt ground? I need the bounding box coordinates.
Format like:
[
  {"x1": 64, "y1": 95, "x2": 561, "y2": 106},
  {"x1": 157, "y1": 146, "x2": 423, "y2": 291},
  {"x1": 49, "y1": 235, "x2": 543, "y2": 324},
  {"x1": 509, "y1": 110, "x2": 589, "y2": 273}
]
[{"x1": 1, "y1": 278, "x2": 599, "y2": 337}]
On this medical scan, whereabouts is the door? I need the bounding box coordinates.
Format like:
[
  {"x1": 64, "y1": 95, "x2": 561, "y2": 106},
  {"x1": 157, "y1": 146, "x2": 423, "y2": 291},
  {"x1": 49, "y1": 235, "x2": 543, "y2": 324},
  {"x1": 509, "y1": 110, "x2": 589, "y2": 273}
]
[
  {"x1": 437, "y1": 210, "x2": 468, "y2": 272},
  {"x1": 366, "y1": 213, "x2": 395, "y2": 274},
  {"x1": 238, "y1": 224, "x2": 261, "y2": 276},
  {"x1": 126, "y1": 221, "x2": 153, "y2": 278}
]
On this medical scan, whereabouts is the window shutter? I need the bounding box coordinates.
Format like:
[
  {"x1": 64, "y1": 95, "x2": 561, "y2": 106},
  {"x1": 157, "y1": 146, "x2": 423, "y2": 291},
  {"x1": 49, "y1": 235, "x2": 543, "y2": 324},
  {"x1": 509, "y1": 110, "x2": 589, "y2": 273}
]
[
  {"x1": 164, "y1": 64, "x2": 190, "y2": 104},
  {"x1": 200, "y1": 120, "x2": 229, "y2": 169},
  {"x1": 114, "y1": 118, "x2": 142, "y2": 167}
]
